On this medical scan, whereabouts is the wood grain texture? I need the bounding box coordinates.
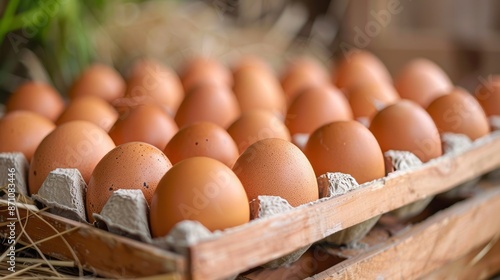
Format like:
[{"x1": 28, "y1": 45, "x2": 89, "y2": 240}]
[
  {"x1": 0, "y1": 206, "x2": 185, "y2": 279},
  {"x1": 425, "y1": 238, "x2": 500, "y2": 280},
  {"x1": 239, "y1": 185, "x2": 500, "y2": 279},
  {"x1": 309, "y1": 187, "x2": 500, "y2": 279},
  {"x1": 240, "y1": 247, "x2": 345, "y2": 280},
  {"x1": 189, "y1": 135, "x2": 500, "y2": 280},
  {"x1": 1, "y1": 135, "x2": 499, "y2": 279}
]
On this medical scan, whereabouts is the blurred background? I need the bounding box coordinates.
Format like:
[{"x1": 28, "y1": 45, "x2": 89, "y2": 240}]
[{"x1": 1, "y1": 0, "x2": 500, "y2": 103}]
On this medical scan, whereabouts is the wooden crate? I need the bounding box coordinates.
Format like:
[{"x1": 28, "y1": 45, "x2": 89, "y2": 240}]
[
  {"x1": 0, "y1": 204, "x2": 186, "y2": 278},
  {"x1": 241, "y1": 181, "x2": 500, "y2": 279},
  {"x1": 2, "y1": 133, "x2": 500, "y2": 279}
]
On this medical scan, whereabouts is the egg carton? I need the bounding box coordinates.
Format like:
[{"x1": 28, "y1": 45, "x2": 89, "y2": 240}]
[
  {"x1": 491, "y1": 116, "x2": 500, "y2": 131},
  {"x1": 239, "y1": 180, "x2": 500, "y2": 279},
  {"x1": 1, "y1": 131, "x2": 500, "y2": 279},
  {"x1": 0, "y1": 151, "x2": 364, "y2": 268}
]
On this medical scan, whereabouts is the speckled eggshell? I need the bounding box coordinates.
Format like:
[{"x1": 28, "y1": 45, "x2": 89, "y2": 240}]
[
  {"x1": 304, "y1": 120, "x2": 385, "y2": 183},
  {"x1": 164, "y1": 122, "x2": 239, "y2": 167},
  {"x1": 29, "y1": 121, "x2": 116, "y2": 194},
  {"x1": 150, "y1": 156, "x2": 249, "y2": 237},
  {"x1": 86, "y1": 142, "x2": 172, "y2": 223},
  {"x1": 0, "y1": 111, "x2": 55, "y2": 162},
  {"x1": 232, "y1": 138, "x2": 319, "y2": 207}
]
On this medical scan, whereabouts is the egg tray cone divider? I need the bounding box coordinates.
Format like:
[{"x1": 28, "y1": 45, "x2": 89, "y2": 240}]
[
  {"x1": 384, "y1": 150, "x2": 433, "y2": 220},
  {"x1": 389, "y1": 196, "x2": 434, "y2": 219},
  {"x1": 249, "y1": 195, "x2": 312, "y2": 269},
  {"x1": 0, "y1": 197, "x2": 186, "y2": 278},
  {"x1": 438, "y1": 176, "x2": 483, "y2": 199},
  {"x1": 485, "y1": 124, "x2": 500, "y2": 182},
  {"x1": 241, "y1": 179, "x2": 500, "y2": 279},
  {"x1": 186, "y1": 133, "x2": 500, "y2": 279},
  {"x1": 487, "y1": 167, "x2": 500, "y2": 181},
  {"x1": 322, "y1": 215, "x2": 381, "y2": 245},
  {"x1": 311, "y1": 181, "x2": 500, "y2": 279},
  {"x1": 1, "y1": 132, "x2": 500, "y2": 279},
  {"x1": 317, "y1": 172, "x2": 381, "y2": 245},
  {"x1": 436, "y1": 133, "x2": 483, "y2": 200}
]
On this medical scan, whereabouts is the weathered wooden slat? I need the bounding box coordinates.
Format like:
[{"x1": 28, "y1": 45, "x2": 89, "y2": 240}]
[
  {"x1": 0, "y1": 205, "x2": 185, "y2": 279},
  {"x1": 240, "y1": 187, "x2": 500, "y2": 279},
  {"x1": 308, "y1": 187, "x2": 500, "y2": 279},
  {"x1": 239, "y1": 246, "x2": 345, "y2": 280},
  {"x1": 425, "y1": 238, "x2": 500, "y2": 280},
  {"x1": 1, "y1": 135, "x2": 499, "y2": 279},
  {"x1": 189, "y1": 135, "x2": 500, "y2": 280}
]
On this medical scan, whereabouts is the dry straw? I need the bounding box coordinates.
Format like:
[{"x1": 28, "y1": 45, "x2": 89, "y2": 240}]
[
  {"x1": 0, "y1": 1, "x2": 337, "y2": 278},
  {"x1": 0, "y1": 184, "x2": 90, "y2": 279}
]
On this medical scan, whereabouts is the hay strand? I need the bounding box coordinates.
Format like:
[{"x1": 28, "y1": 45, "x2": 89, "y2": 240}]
[{"x1": 0, "y1": 184, "x2": 88, "y2": 278}]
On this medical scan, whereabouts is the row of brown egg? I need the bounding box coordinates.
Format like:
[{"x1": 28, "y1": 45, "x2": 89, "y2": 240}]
[{"x1": 1, "y1": 50, "x2": 499, "y2": 237}]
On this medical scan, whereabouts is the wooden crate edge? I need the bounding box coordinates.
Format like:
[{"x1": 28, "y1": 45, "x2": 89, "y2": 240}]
[
  {"x1": 309, "y1": 187, "x2": 500, "y2": 279},
  {"x1": 0, "y1": 203, "x2": 186, "y2": 278},
  {"x1": 188, "y1": 134, "x2": 500, "y2": 279}
]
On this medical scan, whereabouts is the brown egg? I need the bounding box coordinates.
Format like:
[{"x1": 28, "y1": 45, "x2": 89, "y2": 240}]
[
  {"x1": 231, "y1": 55, "x2": 275, "y2": 75},
  {"x1": 333, "y1": 50, "x2": 392, "y2": 91},
  {"x1": 395, "y1": 58, "x2": 452, "y2": 107},
  {"x1": 164, "y1": 122, "x2": 239, "y2": 167},
  {"x1": 69, "y1": 64, "x2": 125, "y2": 103},
  {"x1": 56, "y1": 96, "x2": 118, "y2": 132},
  {"x1": 109, "y1": 104, "x2": 178, "y2": 150},
  {"x1": 0, "y1": 111, "x2": 55, "y2": 161},
  {"x1": 115, "y1": 60, "x2": 184, "y2": 116},
  {"x1": 29, "y1": 121, "x2": 116, "y2": 194},
  {"x1": 232, "y1": 138, "x2": 318, "y2": 207},
  {"x1": 369, "y1": 100, "x2": 442, "y2": 163},
  {"x1": 426, "y1": 88, "x2": 490, "y2": 140},
  {"x1": 181, "y1": 56, "x2": 232, "y2": 93},
  {"x1": 285, "y1": 85, "x2": 353, "y2": 136},
  {"x1": 86, "y1": 142, "x2": 172, "y2": 223},
  {"x1": 233, "y1": 66, "x2": 287, "y2": 118},
  {"x1": 6, "y1": 81, "x2": 65, "y2": 121},
  {"x1": 150, "y1": 156, "x2": 249, "y2": 237},
  {"x1": 127, "y1": 58, "x2": 169, "y2": 80},
  {"x1": 304, "y1": 121, "x2": 385, "y2": 182},
  {"x1": 174, "y1": 84, "x2": 240, "y2": 129},
  {"x1": 474, "y1": 75, "x2": 500, "y2": 117},
  {"x1": 227, "y1": 110, "x2": 291, "y2": 154},
  {"x1": 281, "y1": 57, "x2": 329, "y2": 106},
  {"x1": 347, "y1": 81, "x2": 399, "y2": 122}
]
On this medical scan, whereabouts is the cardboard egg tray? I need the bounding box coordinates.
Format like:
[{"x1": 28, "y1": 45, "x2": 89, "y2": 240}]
[
  {"x1": 2, "y1": 132, "x2": 500, "y2": 279},
  {"x1": 242, "y1": 179, "x2": 500, "y2": 279}
]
